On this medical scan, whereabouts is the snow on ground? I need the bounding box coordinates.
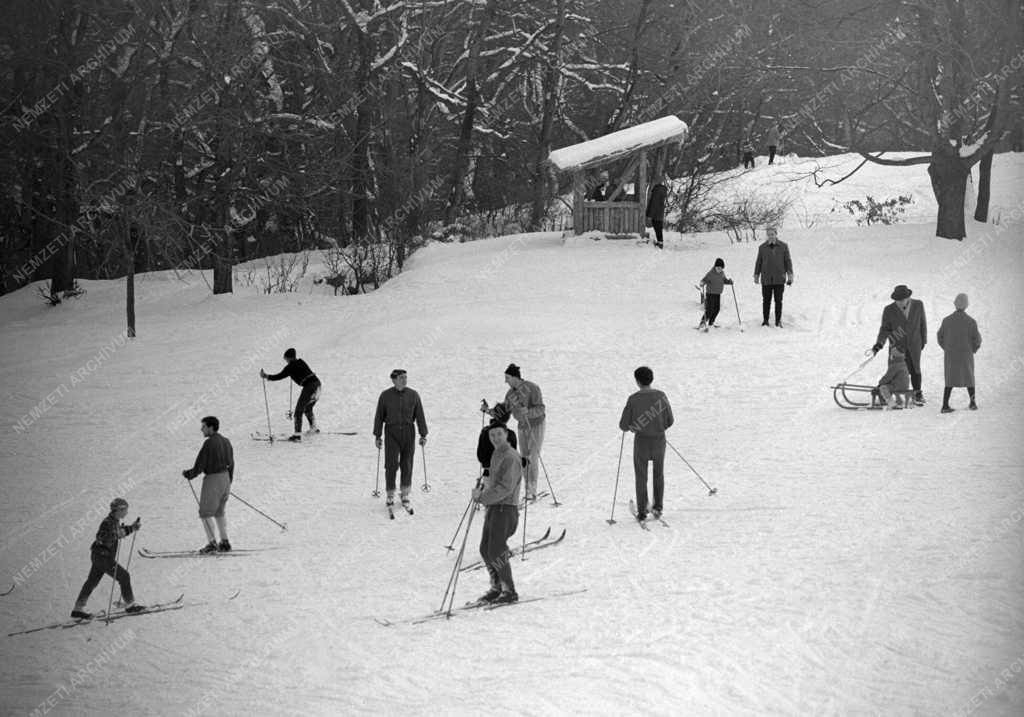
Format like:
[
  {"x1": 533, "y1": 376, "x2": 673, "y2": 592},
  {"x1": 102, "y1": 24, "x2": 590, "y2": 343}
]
[{"x1": 1, "y1": 154, "x2": 1023, "y2": 716}]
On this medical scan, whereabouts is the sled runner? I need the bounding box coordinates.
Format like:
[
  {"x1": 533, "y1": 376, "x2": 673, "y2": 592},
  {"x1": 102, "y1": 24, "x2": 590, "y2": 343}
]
[{"x1": 830, "y1": 382, "x2": 914, "y2": 411}]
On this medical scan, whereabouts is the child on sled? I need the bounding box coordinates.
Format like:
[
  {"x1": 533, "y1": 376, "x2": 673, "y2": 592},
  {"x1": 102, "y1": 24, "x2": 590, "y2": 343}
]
[{"x1": 876, "y1": 346, "x2": 910, "y2": 409}]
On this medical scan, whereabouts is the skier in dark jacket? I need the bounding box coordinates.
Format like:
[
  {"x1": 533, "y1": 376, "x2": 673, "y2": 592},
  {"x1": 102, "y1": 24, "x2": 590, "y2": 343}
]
[
  {"x1": 373, "y1": 369, "x2": 428, "y2": 508},
  {"x1": 646, "y1": 178, "x2": 668, "y2": 249},
  {"x1": 71, "y1": 498, "x2": 143, "y2": 618},
  {"x1": 182, "y1": 415, "x2": 234, "y2": 553},
  {"x1": 477, "y1": 404, "x2": 517, "y2": 476},
  {"x1": 753, "y1": 226, "x2": 793, "y2": 327},
  {"x1": 260, "y1": 348, "x2": 321, "y2": 441},
  {"x1": 619, "y1": 366, "x2": 674, "y2": 521},
  {"x1": 699, "y1": 258, "x2": 734, "y2": 329}
]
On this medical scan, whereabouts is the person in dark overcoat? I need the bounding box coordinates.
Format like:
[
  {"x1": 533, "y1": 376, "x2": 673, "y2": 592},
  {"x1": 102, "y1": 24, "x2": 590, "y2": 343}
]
[
  {"x1": 937, "y1": 293, "x2": 982, "y2": 413},
  {"x1": 870, "y1": 284, "x2": 928, "y2": 405}
]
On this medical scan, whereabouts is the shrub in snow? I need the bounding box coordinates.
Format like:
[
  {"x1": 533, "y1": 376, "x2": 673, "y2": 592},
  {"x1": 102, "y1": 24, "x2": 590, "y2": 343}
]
[{"x1": 842, "y1": 195, "x2": 914, "y2": 226}]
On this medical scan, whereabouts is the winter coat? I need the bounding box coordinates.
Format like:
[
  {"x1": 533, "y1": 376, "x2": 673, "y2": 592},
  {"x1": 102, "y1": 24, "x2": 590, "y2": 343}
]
[
  {"x1": 183, "y1": 433, "x2": 234, "y2": 481},
  {"x1": 753, "y1": 241, "x2": 793, "y2": 285},
  {"x1": 646, "y1": 184, "x2": 668, "y2": 222},
  {"x1": 874, "y1": 299, "x2": 927, "y2": 368},
  {"x1": 700, "y1": 268, "x2": 734, "y2": 295},
  {"x1": 619, "y1": 388, "x2": 674, "y2": 438},
  {"x1": 90, "y1": 513, "x2": 137, "y2": 556},
  {"x1": 373, "y1": 387, "x2": 428, "y2": 438},
  {"x1": 502, "y1": 380, "x2": 545, "y2": 424},
  {"x1": 266, "y1": 359, "x2": 318, "y2": 386},
  {"x1": 937, "y1": 309, "x2": 981, "y2": 387},
  {"x1": 479, "y1": 442, "x2": 522, "y2": 506},
  {"x1": 877, "y1": 356, "x2": 910, "y2": 393},
  {"x1": 766, "y1": 126, "x2": 780, "y2": 147}
]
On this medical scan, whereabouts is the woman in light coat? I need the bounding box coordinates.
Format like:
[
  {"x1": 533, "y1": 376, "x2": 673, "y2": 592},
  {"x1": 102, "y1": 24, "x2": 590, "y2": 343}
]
[{"x1": 937, "y1": 293, "x2": 982, "y2": 413}]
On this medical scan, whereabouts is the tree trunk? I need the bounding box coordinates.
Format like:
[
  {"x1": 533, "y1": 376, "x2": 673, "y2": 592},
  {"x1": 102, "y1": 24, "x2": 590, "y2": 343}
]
[
  {"x1": 927, "y1": 145, "x2": 969, "y2": 241},
  {"x1": 351, "y1": 29, "x2": 374, "y2": 239},
  {"x1": 529, "y1": 0, "x2": 565, "y2": 230}
]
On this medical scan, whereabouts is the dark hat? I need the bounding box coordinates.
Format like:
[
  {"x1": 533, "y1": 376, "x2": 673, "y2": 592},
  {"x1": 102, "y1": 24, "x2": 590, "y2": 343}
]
[
  {"x1": 714, "y1": 257, "x2": 725, "y2": 268},
  {"x1": 890, "y1": 285, "x2": 912, "y2": 301},
  {"x1": 110, "y1": 497, "x2": 129, "y2": 511},
  {"x1": 389, "y1": 368, "x2": 407, "y2": 379},
  {"x1": 491, "y1": 403, "x2": 510, "y2": 422},
  {"x1": 504, "y1": 363, "x2": 521, "y2": 378},
  {"x1": 283, "y1": 348, "x2": 297, "y2": 359},
  {"x1": 487, "y1": 419, "x2": 509, "y2": 432}
]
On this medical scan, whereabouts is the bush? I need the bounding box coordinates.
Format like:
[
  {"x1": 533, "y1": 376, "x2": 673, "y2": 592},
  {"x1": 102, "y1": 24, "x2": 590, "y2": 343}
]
[{"x1": 843, "y1": 195, "x2": 914, "y2": 226}]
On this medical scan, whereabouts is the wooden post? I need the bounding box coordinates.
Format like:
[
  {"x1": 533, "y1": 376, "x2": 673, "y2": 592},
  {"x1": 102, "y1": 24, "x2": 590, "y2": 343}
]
[
  {"x1": 637, "y1": 150, "x2": 648, "y2": 234},
  {"x1": 573, "y1": 171, "x2": 584, "y2": 234}
]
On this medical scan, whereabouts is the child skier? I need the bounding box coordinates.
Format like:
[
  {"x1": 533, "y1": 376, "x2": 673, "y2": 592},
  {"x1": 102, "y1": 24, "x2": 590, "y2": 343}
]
[
  {"x1": 699, "y1": 258, "x2": 734, "y2": 331},
  {"x1": 876, "y1": 346, "x2": 910, "y2": 409},
  {"x1": 71, "y1": 497, "x2": 143, "y2": 618}
]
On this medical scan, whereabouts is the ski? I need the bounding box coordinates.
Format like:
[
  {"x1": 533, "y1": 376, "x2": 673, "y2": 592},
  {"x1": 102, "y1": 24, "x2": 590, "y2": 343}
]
[
  {"x1": 384, "y1": 588, "x2": 588, "y2": 626},
  {"x1": 458, "y1": 527, "x2": 551, "y2": 571},
  {"x1": 8, "y1": 594, "x2": 185, "y2": 637},
  {"x1": 251, "y1": 432, "x2": 275, "y2": 442},
  {"x1": 460, "y1": 528, "x2": 565, "y2": 572},
  {"x1": 321, "y1": 431, "x2": 358, "y2": 436},
  {"x1": 138, "y1": 548, "x2": 259, "y2": 559},
  {"x1": 629, "y1": 500, "x2": 651, "y2": 530},
  {"x1": 0, "y1": 582, "x2": 14, "y2": 596}
]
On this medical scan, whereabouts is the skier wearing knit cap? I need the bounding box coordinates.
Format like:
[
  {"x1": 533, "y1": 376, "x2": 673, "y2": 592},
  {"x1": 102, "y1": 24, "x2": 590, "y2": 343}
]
[
  {"x1": 937, "y1": 293, "x2": 982, "y2": 413},
  {"x1": 260, "y1": 348, "x2": 321, "y2": 442},
  {"x1": 484, "y1": 364, "x2": 545, "y2": 501},
  {"x1": 71, "y1": 498, "x2": 143, "y2": 618},
  {"x1": 698, "y1": 258, "x2": 734, "y2": 330}
]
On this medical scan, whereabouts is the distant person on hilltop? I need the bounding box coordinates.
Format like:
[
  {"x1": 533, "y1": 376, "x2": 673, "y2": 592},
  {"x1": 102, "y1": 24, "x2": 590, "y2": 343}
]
[
  {"x1": 937, "y1": 293, "x2": 981, "y2": 413},
  {"x1": 741, "y1": 136, "x2": 755, "y2": 169},
  {"x1": 698, "y1": 258, "x2": 734, "y2": 330},
  {"x1": 753, "y1": 226, "x2": 793, "y2": 327},
  {"x1": 869, "y1": 284, "x2": 928, "y2": 406},
  {"x1": 260, "y1": 348, "x2": 321, "y2": 442},
  {"x1": 646, "y1": 176, "x2": 668, "y2": 249},
  {"x1": 766, "y1": 123, "x2": 781, "y2": 165}
]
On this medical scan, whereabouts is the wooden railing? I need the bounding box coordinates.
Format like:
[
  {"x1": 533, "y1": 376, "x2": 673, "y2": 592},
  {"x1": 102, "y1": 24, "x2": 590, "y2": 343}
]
[{"x1": 577, "y1": 201, "x2": 645, "y2": 234}]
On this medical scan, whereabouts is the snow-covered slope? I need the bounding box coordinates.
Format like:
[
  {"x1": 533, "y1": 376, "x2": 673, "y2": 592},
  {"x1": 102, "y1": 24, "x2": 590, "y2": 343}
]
[{"x1": 1, "y1": 154, "x2": 1022, "y2": 716}]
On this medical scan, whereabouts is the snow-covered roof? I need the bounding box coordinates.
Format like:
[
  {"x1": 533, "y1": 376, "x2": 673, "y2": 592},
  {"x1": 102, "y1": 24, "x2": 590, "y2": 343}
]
[{"x1": 548, "y1": 115, "x2": 689, "y2": 172}]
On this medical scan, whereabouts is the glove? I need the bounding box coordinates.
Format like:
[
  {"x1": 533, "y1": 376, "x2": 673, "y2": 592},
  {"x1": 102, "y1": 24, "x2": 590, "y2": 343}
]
[
  {"x1": 786, "y1": 273, "x2": 793, "y2": 286},
  {"x1": 182, "y1": 469, "x2": 192, "y2": 480},
  {"x1": 471, "y1": 487, "x2": 483, "y2": 501},
  {"x1": 259, "y1": 369, "x2": 267, "y2": 378},
  {"x1": 753, "y1": 275, "x2": 760, "y2": 284},
  {"x1": 868, "y1": 344, "x2": 880, "y2": 356},
  {"x1": 374, "y1": 437, "x2": 382, "y2": 449},
  {"x1": 131, "y1": 517, "x2": 142, "y2": 532},
  {"x1": 480, "y1": 399, "x2": 489, "y2": 413},
  {"x1": 419, "y1": 436, "x2": 427, "y2": 446},
  {"x1": 725, "y1": 278, "x2": 733, "y2": 285}
]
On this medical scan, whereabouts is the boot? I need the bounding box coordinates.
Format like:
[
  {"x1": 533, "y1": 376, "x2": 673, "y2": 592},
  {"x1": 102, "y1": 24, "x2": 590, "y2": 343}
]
[
  {"x1": 478, "y1": 587, "x2": 502, "y2": 604},
  {"x1": 287, "y1": 433, "x2": 302, "y2": 442},
  {"x1": 124, "y1": 602, "x2": 146, "y2": 613},
  {"x1": 71, "y1": 604, "x2": 92, "y2": 619},
  {"x1": 493, "y1": 590, "x2": 519, "y2": 604},
  {"x1": 198, "y1": 541, "x2": 219, "y2": 554},
  {"x1": 218, "y1": 539, "x2": 232, "y2": 552}
]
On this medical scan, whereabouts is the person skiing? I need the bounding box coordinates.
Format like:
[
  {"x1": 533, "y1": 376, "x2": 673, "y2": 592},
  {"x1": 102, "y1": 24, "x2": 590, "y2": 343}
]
[
  {"x1": 71, "y1": 497, "x2": 143, "y2": 618},
  {"x1": 373, "y1": 369, "x2": 428, "y2": 509},
  {"x1": 619, "y1": 366, "x2": 674, "y2": 521},
  {"x1": 753, "y1": 226, "x2": 793, "y2": 327},
  {"x1": 698, "y1": 258, "x2": 734, "y2": 330},
  {"x1": 869, "y1": 284, "x2": 928, "y2": 406},
  {"x1": 937, "y1": 293, "x2": 982, "y2": 413},
  {"x1": 876, "y1": 346, "x2": 911, "y2": 409},
  {"x1": 260, "y1": 348, "x2": 321, "y2": 442},
  {"x1": 477, "y1": 404, "x2": 517, "y2": 477},
  {"x1": 182, "y1": 415, "x2": 234, "y2": 553},
  {"x1": 472, "y1": 421, "x2": 523, "y2": 604},
  {"x1": 485, "y1": 363, "x2": 545, "y2": 501},
  {"x1": 646, "y1": 176, "x2": 668, "y2": 249}
]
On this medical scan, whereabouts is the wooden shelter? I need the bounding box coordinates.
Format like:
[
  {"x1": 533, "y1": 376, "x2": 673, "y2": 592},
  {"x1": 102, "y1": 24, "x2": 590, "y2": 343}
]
[{"x1": 548, "y1": 115, "x2": 689, "y2": 235}]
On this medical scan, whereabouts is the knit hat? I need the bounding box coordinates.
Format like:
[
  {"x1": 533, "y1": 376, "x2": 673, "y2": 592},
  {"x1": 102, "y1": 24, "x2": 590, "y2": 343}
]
[
  {"x1": 954, "y1": 293, "x2": 969, "y2": 310},
  {"x1": 714, "y1": 258, "x2": 725, "y2": 268},
  {"x1": 110, "y1": 497, "x2": 129, "y2": 511},
  {"x1": 283, "y1": 348, "x2": 297, "y2": 359},
  {"x1": 389, "y1": 368, "x2": 407, "y2": 379},
  {"x1": 504, "y1": 363, "x2": 521, "y2": 378},
  {"x1": 491, "y1": 403, "x2": 510, "y2": 422},
  {"x1": 890, "y1": 285, "x2": 912, "y2": 301}
]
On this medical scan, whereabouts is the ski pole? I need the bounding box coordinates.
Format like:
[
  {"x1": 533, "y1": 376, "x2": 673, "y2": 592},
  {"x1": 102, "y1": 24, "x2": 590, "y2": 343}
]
[
  {"x1": 187, "y1": 478, "x2": 200, "y2": 505},
  {"x1": 372, "y1": 445, "x2": 382, "y2": 498},
  {"x1": 520, "y1": 464, "x2": 529, "y2": 560},
  {"x1": 124, "y1": 525, "x2": 139, "y2": 572},
  {"x1": 607, "y1": 432, "x2": 625, "y2": 525},
  {"x1": 665, "y1": 439, "x2": 717, "y2": 496},
  {"x1": 287, "y1": 382, "x2": 293, "y2": 420},
  {"x1": 230, "y1": 491, "x2": 288, "y2": 531},
  {"x1": 730, "y1": 283, "x2": 744, "y2": 332},
  {"x1": 261, "y1": 378, "x2": 274, "y2": 442},
  {"x1": 441, "y1": 496, "x2": 479, "y2": 616},
  {"x1": 105, "y1": 538, "x2": 121, "y2": 624},
  {"x1": 522, "y1": 414, "x2": 560, "y2": 506},
  {"x1": 445, "y1": 494, "x2": 475, "y2": 551},
  {"x1": 420, "y1": 447, "x2": 430, "y2": 493}
]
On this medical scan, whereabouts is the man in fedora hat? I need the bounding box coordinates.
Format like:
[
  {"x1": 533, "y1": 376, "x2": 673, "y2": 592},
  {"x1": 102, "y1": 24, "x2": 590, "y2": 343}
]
[{"x1": 870, "y1": 284, "x2": 928, "y2": 405}]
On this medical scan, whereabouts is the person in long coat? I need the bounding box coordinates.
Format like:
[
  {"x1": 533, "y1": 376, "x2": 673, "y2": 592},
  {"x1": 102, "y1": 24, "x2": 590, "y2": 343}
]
[
  {"x1": 871, "y1": 284, "x2": 927, "y2": 405},
  {"x1": 646, "y1": 177, "x2": 668, "y2": 249},
  {"x1": 937, "y1": 293, "x2": 982, "y2": 413}
]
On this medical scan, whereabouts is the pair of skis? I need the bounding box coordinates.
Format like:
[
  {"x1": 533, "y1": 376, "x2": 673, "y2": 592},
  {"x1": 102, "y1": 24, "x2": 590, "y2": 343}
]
[
  {"x1": 376, "y1": 588, "x2": 588, "y2": 627},
  {"x1": 137, "y1": 547, "x2": 265, "y2": 559},
  {"x1": 251, "y1": 430, "x2": 357, "y2": 442},
  {"x1": 458, "y1": 527, "x2": 566, "y2": 572},
  {"x1": 629, "y1": 500, "x2": 669, "y2": 530}
]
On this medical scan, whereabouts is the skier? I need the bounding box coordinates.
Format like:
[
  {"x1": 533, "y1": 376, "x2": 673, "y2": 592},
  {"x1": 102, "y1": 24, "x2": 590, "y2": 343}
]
[
  {"x1": 869, "y1": 284, "x2": 927, "y2": 406},
  {"x1": 698, "y1": 258, "x2": 734, "y2": 330},
  {"x1": 486, "y1": 363, "x2": 545, "y2": 501},
  {"x1": 875, "y1": 346, "x2": 910, "y2": 409},
  {"x1": 646, "y1": 176, "x2": 668, "y2": 249},
  {"x1": 477, "y1": 404, "x2": 517, "y2": 477},
  {"x1": 619, "y1": 366, "x2": 674, "y2": 521},
  {"x1": 471, "y1": 421, "x2": 522, "y2": 604},
  {"x1": 182, "y1": 415, "x2": 234, "y2": 553},
  {"x1": 260, "y1": 348, "x2": 321, "y2": 442},
  {"x1": 71, "y1": 498, "x2": 143, "y2": 618},
  {"x1": 753, "y1": 226, "x2": 793, "y2": 327},
  {"x1": 373, "y1": 369, "x2": 428, "y2": 509},
  {"x1": 937, "y1": 293, "x2": 982, "y2": 413}
]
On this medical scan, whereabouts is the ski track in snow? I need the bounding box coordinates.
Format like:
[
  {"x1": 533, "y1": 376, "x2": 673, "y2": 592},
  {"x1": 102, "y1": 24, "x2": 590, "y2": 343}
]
[{"x1": 0, "y1": 155, "x2": 1022, "y2": 715}]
